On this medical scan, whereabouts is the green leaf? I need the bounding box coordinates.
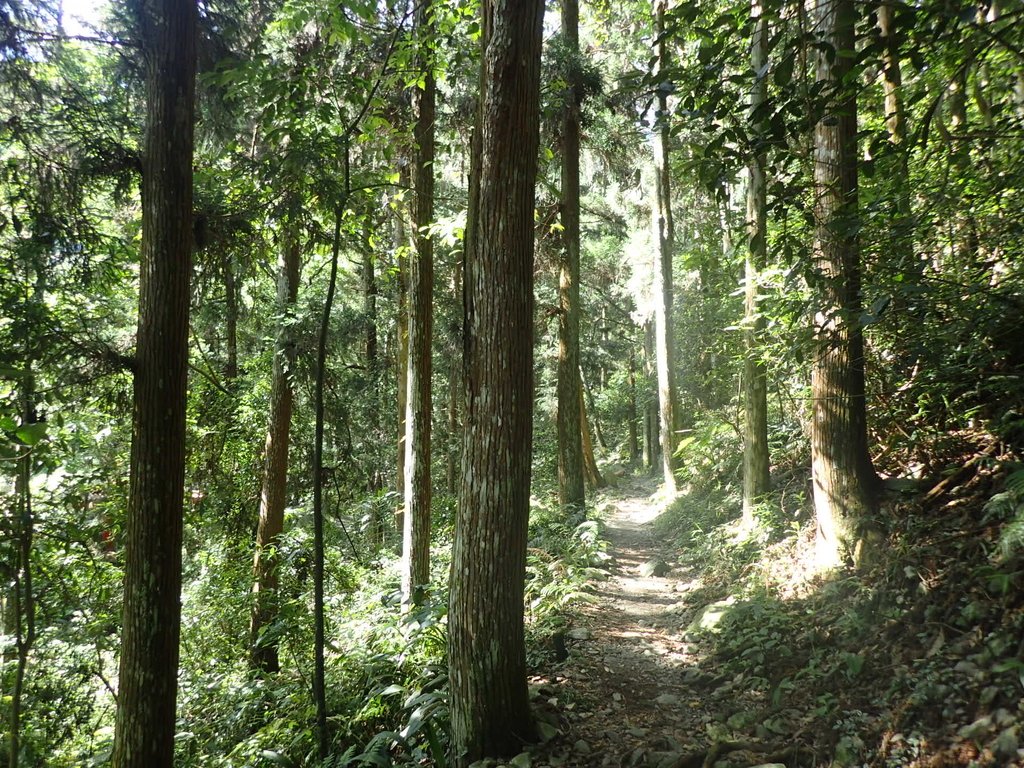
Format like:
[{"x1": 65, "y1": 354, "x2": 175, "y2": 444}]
[
  {"x1": 774, "y1": 53, "x2": 795, "y2": 87},
  {"x1": 15, "y1": 422, "x2": 47, "y2": 446},
  {"x1": 259, "y1": 750, "x2": 294, "y2": 767}
]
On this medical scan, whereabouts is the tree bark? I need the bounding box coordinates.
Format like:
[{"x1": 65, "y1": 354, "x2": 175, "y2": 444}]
[
  {"x1": 642, "y1": 320, "x2": 658, "y2": 471},
  {"x1": 652, "y1": 0, "x2": 678, "y2": 493},
  {"x1": 557, "y1": 0, "x2": 586, "y2": 513},
  {"x1": 224, "y1": 252, "x2": 239, "y2": 381},
  {"x1": 580, "y1": 382, "x2": 607, "y2": 490},
  {"x1": 312, "y1": 210, "x2": 343, "y2": 761},
  {"x1": 112, "y1": 0, "x2": 196, "y2": 763},
  {"x1": 627, "y1": 347, "x2": 640, "y2": 463},
  {"x1": 249, "y1": 223, "x2": 301, "y2": 673},
  {"x1": 363, "y1": 227, "x2": 383, "y2": 545},
  {"x1": 402, "y1": 0, "x2": 436, "y2": 612},
  {"x1": 742, "y1": 0, "x2": 771, "y2": 526},
  {"x1": 446, "y1": 252, "x2": 463, "y2": 496},
  {"x1": 395, "y1": 173, "x2": 410, "y2": 535},
  {"x1": 448, "y1": 0, "x2": 544, "y2": 763},
  {"x1": 810, "y1": 0, "x2": 879, "y2": 568}
]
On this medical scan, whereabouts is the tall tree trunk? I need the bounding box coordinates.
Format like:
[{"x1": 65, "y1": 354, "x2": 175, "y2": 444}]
[
  {"x1": 580, "y1": 383, "x2": 607, "y2": 490},
  {"x1": 395, "y1": 174, "x2": 410, "y2": 536},
  {"x1": 642, "y1": 320, "x2": 658, "y2": 471},
  {"x1": 448, "y1": 0, "x2": 544, "y2": 763},
  {"x1": 224, "y1": 252, "x2": 239, "y2": 381},
  {"x1": 402, "y1": 0, "x2": 436, "y2": 612},
  {"x1": 557, "y1": 0, "x2": 586, "y2": 513},
  {"x1": 877, "y1": 2, "x2": 906, "y2": 146},
  {"x1": 9, "y1": 273, "x2": 39, "y2": 768},
  {"x1": 312, "y1": 210, "x2": 343, "y2": 761},
  {"x1": 652, "y1": 0, "x2": 678, "y2": 493},
  {"x1": 363, "y1": 229, "x2": 383, "y2": 545},
  {"x1": 581, "y1": 367, "x2": 608, "y2": 452},
  {"x1": 810, "y1": 0, "x2": 879, "y2": 568},
  {"x1": 446, "y1": 253, "x2": 463, "y2": 496},
  {"x1": 627, "y1": 347, "x2": 640, "y2": 463},
  {"x1": 112, "y1": 0, "x2": 196, "y2": 762},
  {"x1": 742, "y1": 0, "x2": 771, "y2": 526},
  {"x1": 249, "y1": 223, "x2": 301, "y2": 673}
]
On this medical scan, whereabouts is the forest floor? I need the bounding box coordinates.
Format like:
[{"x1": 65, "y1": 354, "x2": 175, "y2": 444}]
[
  {"x1": 524, "y1": 451, "x2": 1024, "y2": 768},
  {"x1": 527, "y1": 475, "x2": 799, "y2": 768}
]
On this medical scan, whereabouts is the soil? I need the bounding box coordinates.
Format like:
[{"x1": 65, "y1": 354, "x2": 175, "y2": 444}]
[{"x1": 531, "y1": 477, "x2": 759, "y2": 768}]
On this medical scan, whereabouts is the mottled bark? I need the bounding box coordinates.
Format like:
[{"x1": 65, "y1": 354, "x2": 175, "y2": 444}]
[
  {"x1": 652, "y1": 0, "x2": 678, "y2": 492},
  {"x1": 402, "y1": 0, "x2": 436, "y2": 612},
  {"x1": 363, "y1": 231, "x2": 383, "y2": 544},
  {"x1": 810, "y1": 0, "x2": 879, "y2": 568},
  {"x1": 112, "y1": 0, "x2": 196, "y2": 762},
  {"x1": 580, "y1": 383, "x2": 607, "y2": 490},
  {"x1": 395, "y1": 176, "x2": 409, "y2": 533},
  {"x1": 249, "y1": 225, "x2": 301, "y2": 673},
  {"x1": 876, "y1": 2, "x2": 905, "y2": 146},
  {"x1": 642, "y1": 320, "x2": 658, "y2": 471},
  {"x1": 446, "y1": 254, "x2": 463, "y2": 496},
  {"x1": 557, "y1": 0, "x2": 586, "y2": 513},
  {"x1": 448, "y1": 0, "x2": 544, "y2": 763},
  {"x1": 742, "y1": 0, "x2": 771, "y2": 526},
  {"x1": 627, "y1": 347, "x2": 640, "y2": 463}
]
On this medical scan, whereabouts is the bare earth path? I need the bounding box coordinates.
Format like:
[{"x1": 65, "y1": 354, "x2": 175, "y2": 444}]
[{"x1": 534, "y1": 477, "x2": 724, "y2": 768}]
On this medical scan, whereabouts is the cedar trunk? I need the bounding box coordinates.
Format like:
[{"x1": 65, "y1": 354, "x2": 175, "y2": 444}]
[
  {"x1": 810, "y1": 0, "x2": 879, "y2": 567},
  {"x1": 447, "y1": 0, "x2": 544, "y2": 763},
  {"x1": 556, "y1": 0, "x2": 586, "y2": 512},
  {"x1": 402, "y1": 0, "x2": 436, "y2": 611},
  {"x1": 112, "y1": 0, "x2": 196, "y2": 763},
  {"x1": 652, "y1": 0, "x2": 678, "y2": 492},
  {"x1": 742, "y1": 0, "x2": 771, "y2": 525},
  {"x1": 250, "y1": 226, "x2": 301, "y2": 673}
]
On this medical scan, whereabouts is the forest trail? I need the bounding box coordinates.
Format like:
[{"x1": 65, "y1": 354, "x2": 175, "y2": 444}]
[{"x1": 535, "y1": 478, "x2": 736, "y2": 768}]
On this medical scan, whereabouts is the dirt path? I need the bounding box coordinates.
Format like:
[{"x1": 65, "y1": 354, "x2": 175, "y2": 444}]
[{"x1": 535, "y1": 478, "x2": 720, "y2": 768}]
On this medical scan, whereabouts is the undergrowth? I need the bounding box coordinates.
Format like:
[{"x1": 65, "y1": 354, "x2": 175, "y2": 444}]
[{"x1": 654, "y1": 421, "x2": 1024, "y2": 767}]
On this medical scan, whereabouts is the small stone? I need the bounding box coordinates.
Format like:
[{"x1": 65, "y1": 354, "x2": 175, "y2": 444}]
[
  {"x1": 655, "y1": 693, "x2": 680, "y2": 706},
  {"x1": 567, "y1": 628, "x2": 592, "y2": 641},
  {"x1": 640, "y1": 559, "x2": 671, "y2": 577},
  {"x1": 958, "y1": 715, "x2": 994, "y2": 741},
  {"x1": 613, "y1": 692, "x2": 623, "y2": 702},
  {"x1": 574, "y1": 739, "x2": 591, "y2": 755},
  {"x1": 627, "y1": 728, "x2": 648, "y2": 738},
  {"x1": 509, "y1": 753, "x2": 532, "y2": 768},
  {"x1": 537, "y1": 721, "x2": 558, "y2": 742},
  {"x1": 993, "y1": 727, "x2": 1019, "y2": 761}
]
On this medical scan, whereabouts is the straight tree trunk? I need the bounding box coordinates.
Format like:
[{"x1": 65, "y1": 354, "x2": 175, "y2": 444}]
[
  {"x1": 557, "y1": 0, "x2": 586, "y2": 513},
  {"x1": 249, "y1": 224, "x2": 301, "y2": 673},
  {"x1": 224, "y1": 252, "x2": 239, "y2": 381},
  {"x1": 742, "y1": 0, "x2": 771, "y2": 526},
  {"x1": 9, "y1": 295, "x2": 38, "y2": 768},
  {"x1": 810, "y1": 0, "x2": 879, "y2": 568},
  {"x1": 363, "y1": 231, "x2": 383, "y2": 545},
  {"x1": 652, "y1": 0, "x2": 678, "y2": 493},
  {"x1": 446, "y1": 251, "x2": 462, "y2": 496},
  {"x1": 642, "y1": 320, "x2": 658, "y2": 471},
  {"x1": 580, "y1": 383, "x2": 607, "y2": 490},
  {"x1": 112, "y1": 0, "x2": 196, "y2": 763},
  {"x1": 311, "y1": 210, "x2": 343, "y2": 761},
  {"x1": 395, "y1": 178, "x2": 409, "y2": 535},
  {"x1": 402, "y1": 0, "x2": 436, "y2": 611},
  {"x1": 448, "y1": 0, "x2": 544, "y2": 763},
  {"x1": 627, "y1": 347, "x2": 640, "y2": 463}
]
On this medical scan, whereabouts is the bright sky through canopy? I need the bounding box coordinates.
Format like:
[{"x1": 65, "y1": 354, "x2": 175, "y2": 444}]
[{"x1": 60, "y1": 0, "x2": 108, "y2": 35}]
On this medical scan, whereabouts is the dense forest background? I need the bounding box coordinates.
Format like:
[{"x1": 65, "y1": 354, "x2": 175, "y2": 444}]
[{"x1": 1, "y1": 0, "x2": 1023, "y2": 765}]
